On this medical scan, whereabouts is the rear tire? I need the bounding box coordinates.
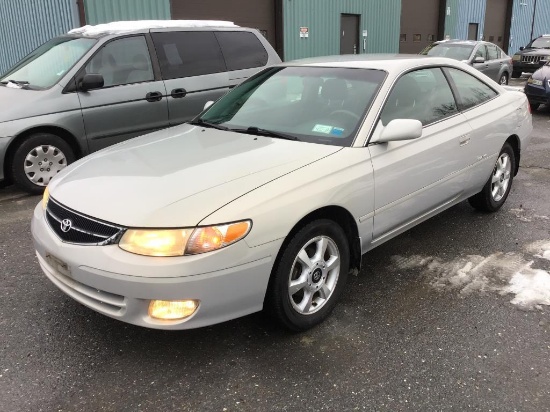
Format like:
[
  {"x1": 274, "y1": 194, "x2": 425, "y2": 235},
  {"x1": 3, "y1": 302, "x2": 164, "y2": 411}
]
[
  {"x1": 468, "y1": 142, "x2": 515, "y2": 213},
  {"x1": 511, "y1": 71, "x2": 522, "y2": 79},
  {"x1": 265, "y1": 219, "x2": 350, "y2": 331},
  {"x1": 499, "y1": 73, "x2": 509, "y2": 85},
  {"x1": 10, "y1": 133, "x2": 75, "y2": 194}
]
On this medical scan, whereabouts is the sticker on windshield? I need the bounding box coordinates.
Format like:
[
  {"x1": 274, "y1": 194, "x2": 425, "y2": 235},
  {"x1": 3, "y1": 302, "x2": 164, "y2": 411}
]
[
  {"x1": 312, "y1": 124, "x2": 334, "y2": 134},
  {"x1": 331, "y1": 127, "x2": 345, "y2": 137}
]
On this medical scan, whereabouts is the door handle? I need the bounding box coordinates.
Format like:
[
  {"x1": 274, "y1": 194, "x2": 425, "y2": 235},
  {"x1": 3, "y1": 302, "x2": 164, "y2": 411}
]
[
  {"x1": 171, "y1": 88, "x2": 187, "y2": 98},
  {"x1": 459, "y1": 134, "x2": 470, "y2": 146},
  {"x1": 145, "y1": 91, "x2": 163, "y2": 102}
]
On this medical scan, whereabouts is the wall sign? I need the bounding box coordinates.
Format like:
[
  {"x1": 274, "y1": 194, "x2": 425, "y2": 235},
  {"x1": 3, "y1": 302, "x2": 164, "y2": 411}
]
[{"x1": 300, "y1": 27, "x2": 309, "y2": 38}]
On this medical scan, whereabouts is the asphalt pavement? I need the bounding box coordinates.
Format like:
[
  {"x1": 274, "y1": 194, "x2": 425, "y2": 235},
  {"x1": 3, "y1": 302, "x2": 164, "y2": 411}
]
[{"x1": 1, "y1": 78, "x2": 549, "y2": 411}]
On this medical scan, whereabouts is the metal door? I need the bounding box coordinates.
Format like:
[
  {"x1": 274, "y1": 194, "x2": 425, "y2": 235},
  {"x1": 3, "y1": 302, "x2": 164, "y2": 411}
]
[
  {"x1": 340, "y1": 14, "x2": 360, "y2": 55},
  {"x1": 468, "y1": 23, "x2": 479, "y2": 41}
]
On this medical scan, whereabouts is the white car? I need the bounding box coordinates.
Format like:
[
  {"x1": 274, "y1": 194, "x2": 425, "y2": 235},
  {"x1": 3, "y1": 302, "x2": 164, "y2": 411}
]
[{"x1": 32, "y1": 55, "x2": 533, "y2": 331}]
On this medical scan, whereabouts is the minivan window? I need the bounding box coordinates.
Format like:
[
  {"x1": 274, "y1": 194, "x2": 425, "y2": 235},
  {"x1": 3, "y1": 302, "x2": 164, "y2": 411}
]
[
  {"x1": 215, "y1": 31, "x2": 269, "y2": 71},
  {"x1": 84, "y1": 36, "x2": 154, "y2": 88},
  {"x1": 1, "y1": 37, "x2": 96, "y2": 89},
  {"x1": 151, "y1": 31, "x2": 226, "y2": 79}
]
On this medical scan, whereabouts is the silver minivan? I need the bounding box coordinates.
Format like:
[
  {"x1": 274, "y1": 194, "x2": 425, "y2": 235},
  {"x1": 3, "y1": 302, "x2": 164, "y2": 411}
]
[{"x1": 0, "y1": 21, "x2": 281, "y2": 193}]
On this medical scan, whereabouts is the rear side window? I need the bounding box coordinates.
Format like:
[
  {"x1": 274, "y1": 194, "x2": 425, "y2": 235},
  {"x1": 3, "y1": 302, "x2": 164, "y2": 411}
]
[
  {"x1": 215, "y1": 31, "x2": 268, "y2": 71},
  {"x1": 151, "y1": 31, "x2": 225, "y2": 79},
  {"x1": 445, "y1": 68, "x2": 498, "y2": 110}
]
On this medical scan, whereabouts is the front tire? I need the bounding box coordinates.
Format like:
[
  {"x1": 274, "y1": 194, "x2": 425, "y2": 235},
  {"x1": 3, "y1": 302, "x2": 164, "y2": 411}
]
[
  {"x1": 511, "y1": 71, "x2": 522, "y2": 79},
  {"x1": 468, "y1": 142, "x2": 515, "y2": 212},
  {"x1": 530, "y1": 102, "x2": 540, "y2": 111},
  {"x1": 265, "y1": 219, "x2": 350, "y2": 331},
  {"x1": 10, "y1": 133, "x2": 75, "y2": 194}
]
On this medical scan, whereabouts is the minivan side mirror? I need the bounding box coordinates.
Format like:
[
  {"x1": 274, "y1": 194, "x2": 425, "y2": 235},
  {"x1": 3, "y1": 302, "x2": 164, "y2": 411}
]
[
  {"x1": 519, "y1": 46, "x2": 525, "y2": 51},
  {"x1": 473, "y1": 56, "x2": 485, "y2": 64},
  {"x1": 79, "y1": 74, "x2": 104, "y2": 91},
  {"x1": 376, "y1": 119, "x2": 423, "y2": 143},
  {"x1": 204, "y1": 101, "x2": 214, "y2": 110}
]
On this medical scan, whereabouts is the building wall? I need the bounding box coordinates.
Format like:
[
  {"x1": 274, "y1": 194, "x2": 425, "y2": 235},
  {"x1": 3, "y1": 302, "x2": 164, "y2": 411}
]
[
  {"x1": 0, "y1": 0, "x2": 80, "y2": 75},
  {"x1": 170, "y1": 0, "x2": 277, "y2": 48},
  {"x1": 455, "y1": 0, "x2": 486, "y2": 40},
  {"x1": 283, "y1": 0, "x2": 401, "y2": 61},
  {"x1": 483, "y1": 0, "x2": 510, "y2": 49},
  {"x1": 532, "y1": 0, "x2": 550, "y2": 40},
  {"x1": 443, "y1": 0, "x2": 460, "y2": 39},
  {"x1": 83, "y1": 0, "x2": 171, "y2": 25},
  {"x1": 507, "y1": 0, "x2": 550, "y2": 55}
]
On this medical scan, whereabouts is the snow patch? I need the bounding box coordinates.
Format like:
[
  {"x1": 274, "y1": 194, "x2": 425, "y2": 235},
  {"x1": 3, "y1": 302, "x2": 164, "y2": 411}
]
[
  {"x1": 69, "y1": 20, "x2": 238, "y2": 36},
  {"x1": 390, "y1": 247, "x2": 550, "y2": 310}
]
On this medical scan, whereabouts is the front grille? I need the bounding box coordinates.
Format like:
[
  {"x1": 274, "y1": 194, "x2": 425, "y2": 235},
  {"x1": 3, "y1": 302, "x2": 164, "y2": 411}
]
[
  {"x1": 521, "y1": 55, "x2": 543, "y2": 63},
  {"x1": 46, "y1": 198, "x2": 124, "y2": 245}
]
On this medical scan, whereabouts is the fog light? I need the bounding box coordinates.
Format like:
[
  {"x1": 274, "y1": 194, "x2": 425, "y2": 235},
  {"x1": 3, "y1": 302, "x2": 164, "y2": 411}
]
[{"x1": 148, "y1": 300, "x2": 199, "y2": 321}]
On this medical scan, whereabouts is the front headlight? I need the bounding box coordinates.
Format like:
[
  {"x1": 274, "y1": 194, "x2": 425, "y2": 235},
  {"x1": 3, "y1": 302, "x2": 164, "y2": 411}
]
[
  {"x1": 512, "y1": 54, "x2": 521, "y2": 61},
  {"x1": 119, "y1": 220, "x2": 251, "y2": 257},
  {"x1": 42, "y1": 187, "x2": 49, "y2": 210}
]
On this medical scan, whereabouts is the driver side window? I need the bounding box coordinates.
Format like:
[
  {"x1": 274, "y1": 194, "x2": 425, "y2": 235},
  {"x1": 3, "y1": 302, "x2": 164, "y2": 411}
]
[{"x1": 84, "y1": 36, "x2": 154, "y2": 88}]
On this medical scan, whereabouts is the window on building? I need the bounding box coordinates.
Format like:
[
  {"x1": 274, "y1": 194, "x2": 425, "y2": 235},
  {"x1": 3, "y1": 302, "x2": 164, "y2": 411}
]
[
  {"x1": 445, "y1": 68, "x2": 497, "y2": 110},
  {"x1": 498, "y1": 36, "x2": 503, "y2": 42},
  {"x1": 414, "y1": 34, "x2": 421, "y2": 42},
  {"x1": 427, "y1": 34, "x2": 435, "y2": 42},
  {"x1": 489, "y1": 35, "x2": 494, "y2": 42},
  {"x1": 400, "y1": 34, "x2": 407, "y2": 42},
  {"x1": 151, "y1": 31, "x2": 225, "y2": 79},
  {"x1": 85, "y1": 36, "x2": 154, "y2": 88},
  {"x1": 215, "y1": 31, "x2": 268, "y2": 71}
]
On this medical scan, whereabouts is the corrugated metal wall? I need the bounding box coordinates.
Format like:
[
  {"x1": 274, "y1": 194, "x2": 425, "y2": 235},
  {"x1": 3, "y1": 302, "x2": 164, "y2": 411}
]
[
  {"x1": 282, "y1": 0, "x2": 401, "y2": 61},
  {"x1": 0, "y1": 0, "x2": 79, "y2": 75},
  {"x1": 454, "y1": 0, "x2": 487, "y2": 40},
  {"x1": 83, "y1": 0, "x2": 171, "y2": 25},
  {"x1": 443, "y1": 0, "x2": 461, "y2": 39},
  {"x1": 508, "y1": 0, "x2": 550, "y2": 55}
]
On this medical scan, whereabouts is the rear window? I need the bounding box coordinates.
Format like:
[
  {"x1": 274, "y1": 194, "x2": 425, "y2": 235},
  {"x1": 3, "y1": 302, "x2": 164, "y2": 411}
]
[
  {"x1": 151, "y1": 31, "x2": 226, "y2": 79},
  {"x1": 215, "y1": 31, "x2": 268, "y2": 71}
]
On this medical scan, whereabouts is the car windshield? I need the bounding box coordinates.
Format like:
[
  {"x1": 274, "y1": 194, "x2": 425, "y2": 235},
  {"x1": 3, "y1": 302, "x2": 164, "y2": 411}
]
[
  {"x1": 529, "y1": 37, "x2": 550, "y2": 49},
  {"x1": 197, "y1": 66, "x2": 386, "y2": 146},
  {"x1": 0, "y1": 37, "x2": 96, "y2": 89},
  {"x1": 421, "y1": 43, "x2": 474, "y2": 61}
]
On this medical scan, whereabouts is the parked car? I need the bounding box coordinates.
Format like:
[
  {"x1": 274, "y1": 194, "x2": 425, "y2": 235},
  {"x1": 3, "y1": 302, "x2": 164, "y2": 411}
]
[
  {"x1": 524, "y1": 59, "x2": 550, "y2": 111},
  {"x1": 420, "y1": 40, "x2": 512, "y2": 85},
  {"x1": 511, "y1": 34, "x2": 550, "y2": 78},
  {"x1": 32, "y1": 56, "x2": 532, "y2": 331},
  {"x1": 0, "y1": 20, "x2": 281, "y2": 193}
]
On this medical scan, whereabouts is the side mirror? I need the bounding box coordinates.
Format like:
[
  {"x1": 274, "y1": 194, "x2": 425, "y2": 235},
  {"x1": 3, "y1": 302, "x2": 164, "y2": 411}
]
[
  {"x1": 376, "y1": 119, "x2": 423, "y2": 143},
  {"x1": 519, "y1": 46, "x2": 525, "y2": 51},
  {"x1": 204, "y1": 101, "x2": 214, "y2": 111},
  {"x1": 473, "y1": 56, "x2": 485, "y2": 64},
  {"x1": 79, "y1": 73, "x2": 104, "y2": 91}
]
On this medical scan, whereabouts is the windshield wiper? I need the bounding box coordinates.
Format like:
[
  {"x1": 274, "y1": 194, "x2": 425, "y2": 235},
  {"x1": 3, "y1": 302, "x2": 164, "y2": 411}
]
[
  {"x1": 238, "y1": 127, "x2": 299, "y2": 141},
  {"x1": 188, "y1": 118, "x2": 229, "y2": 131},
  {"x1": 1, "y1": 80, "x2": 29, "y2": 85}
]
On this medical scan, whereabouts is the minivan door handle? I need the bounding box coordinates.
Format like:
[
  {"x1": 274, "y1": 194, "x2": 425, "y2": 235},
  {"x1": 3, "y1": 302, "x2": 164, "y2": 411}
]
[
  {"x1": 171, "y1": 88, "x2": 187, "y2": 98},
  {"x1": 145, "y1": 91, "x2": 163, "y2": 102}
]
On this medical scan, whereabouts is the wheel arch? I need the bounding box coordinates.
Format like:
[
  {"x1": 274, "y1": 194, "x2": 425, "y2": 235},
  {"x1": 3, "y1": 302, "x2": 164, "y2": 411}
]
[
  {"x1": 505, "y1": 134, "x2": 521, "y2": 176},
  {"x1": 4, "y1": 126, "x2": 83, "y2": 181},
  {"x1": 271, "y1": 205, "x2": 362, "y2": 277}
]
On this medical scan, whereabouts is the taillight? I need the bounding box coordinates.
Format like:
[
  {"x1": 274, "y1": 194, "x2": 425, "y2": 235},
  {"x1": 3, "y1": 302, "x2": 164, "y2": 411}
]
[{"x1": 528, "y1": 102, "x2": 532, "y2": 114}]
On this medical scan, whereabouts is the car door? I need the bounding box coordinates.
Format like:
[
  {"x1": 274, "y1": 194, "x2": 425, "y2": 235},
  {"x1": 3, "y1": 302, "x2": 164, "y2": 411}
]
[
  {"x1": 485, "y1": 44, "x2": 502, "y2": 81},
  {"x1": 77, "y1": 35, "x2": 169, "y2": 152},
  {"x1": 443, "y1": 67, "x2": 505, "y2": 191},
  {"x1": 368, "y1": 67, "x2": 474, "y2": 243},
  {"x1": 472, "y1": 44, "x2": 491, "y2": 78},
  {"x1": 151, "y1": 30, "x2": 229, "y2": 126}
]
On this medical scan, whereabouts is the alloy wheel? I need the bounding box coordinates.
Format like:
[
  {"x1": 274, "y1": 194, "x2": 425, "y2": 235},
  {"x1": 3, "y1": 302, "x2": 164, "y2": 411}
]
[{"x1": 491, "y1": 152, "x2": 511, "y2": 202}]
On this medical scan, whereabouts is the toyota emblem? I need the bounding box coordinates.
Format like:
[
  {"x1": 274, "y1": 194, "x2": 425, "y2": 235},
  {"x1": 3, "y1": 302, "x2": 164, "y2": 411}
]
[{"x1": 60, "y1": 219, "x2": 72, "y2": 233}]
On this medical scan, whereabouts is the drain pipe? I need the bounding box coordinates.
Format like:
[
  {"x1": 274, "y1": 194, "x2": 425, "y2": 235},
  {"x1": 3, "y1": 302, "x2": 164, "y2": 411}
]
[{"x1": 530, "y1": 0, "x2": 538, "y2": 41}]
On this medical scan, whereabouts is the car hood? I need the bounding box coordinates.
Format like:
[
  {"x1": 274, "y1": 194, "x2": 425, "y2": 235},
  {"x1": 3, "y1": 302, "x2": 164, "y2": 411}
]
[
  {"x1": 0, "y1": 85, "x2": 68, "y2": 124},
  {"x1": 520, "y1": 48, "x2": 550, "y2": 56},
  {"x1": 531, "y1": 65, "x2": 550, "y2": 81},
  {"x1": 49, "y1": 125, "x2": 341, "y2": 227}
]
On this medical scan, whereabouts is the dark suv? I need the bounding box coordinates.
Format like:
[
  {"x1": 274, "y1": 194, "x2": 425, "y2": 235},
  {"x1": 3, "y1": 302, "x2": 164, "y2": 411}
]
[{"x1": 511, "y1": 35, "x2": 550, "y2": 78}]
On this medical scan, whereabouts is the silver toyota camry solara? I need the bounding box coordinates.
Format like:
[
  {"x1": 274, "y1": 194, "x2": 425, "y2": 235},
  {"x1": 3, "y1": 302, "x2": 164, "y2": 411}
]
[{"x1": 32, "y1": 55, "x2": 533, "y2": 331}]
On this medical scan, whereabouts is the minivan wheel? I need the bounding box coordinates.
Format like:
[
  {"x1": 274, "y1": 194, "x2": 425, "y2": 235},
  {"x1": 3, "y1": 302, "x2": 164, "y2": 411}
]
[
  {"x1": 265, "y1": 219, "x2": 349, "y2": 331},
  {"x1": 511, "y1": 71, "x2": 522, "y2": 79},
  {"x1": 468, "y1": 142, "x2": 515, "y2": 213},
  {"x1": 11, "y1": 133, "x2": 75, "y2": 194},
  {"x1": 499, "y1": 73, "x2": 508, "y2": 85}
]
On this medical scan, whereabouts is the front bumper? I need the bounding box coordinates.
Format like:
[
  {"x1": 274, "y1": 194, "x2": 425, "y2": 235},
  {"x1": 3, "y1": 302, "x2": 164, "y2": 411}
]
[
  {"x1": 31, "y1": 203, "x2": 282, "y2": 330},
  {"x1": 513, "y1": 62, "x2": 545, "y2": 73}
]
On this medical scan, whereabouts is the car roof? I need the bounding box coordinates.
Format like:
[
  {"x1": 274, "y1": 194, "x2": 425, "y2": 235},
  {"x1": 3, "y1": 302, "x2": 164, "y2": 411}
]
[
  {"x1": 282, "y1": 54, "x2": 463, "y2": 71},
  {"x1": 67, "y1": 20, "x2": 240, "y2": 38}
]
